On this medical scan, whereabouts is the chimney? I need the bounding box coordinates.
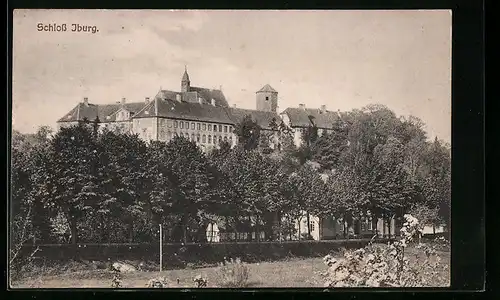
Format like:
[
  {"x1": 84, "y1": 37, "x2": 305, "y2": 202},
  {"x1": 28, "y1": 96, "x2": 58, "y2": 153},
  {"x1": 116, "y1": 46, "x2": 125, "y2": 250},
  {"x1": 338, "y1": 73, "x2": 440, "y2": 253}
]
[
  {"x1": 320, "y1": 105, "x2": 326, "y2": 113},
  {"x1": 176, "y1": 94, "x2": 182, "y2": 102},
  {"x1": 233, "y1": 104, "x2": 237, "y2": 108},
  {"x1": 121, "y1": 97, "x2": 126, "y2": 105},
  {"x1": 198, "y1": 97, "x2": 203, "y2": 104},
  {"x1": 211, "y1": 98, "x2": 216, "y2": 106},
  {"x1": 83, "y1": 97, "x2": 89, "y2": 106},
  {"x1": 299, "y1": 104, "x2": 305, "y2": 110},
  {"x1": 145, "y1": 97, "x2": 150, "y2": 104}
]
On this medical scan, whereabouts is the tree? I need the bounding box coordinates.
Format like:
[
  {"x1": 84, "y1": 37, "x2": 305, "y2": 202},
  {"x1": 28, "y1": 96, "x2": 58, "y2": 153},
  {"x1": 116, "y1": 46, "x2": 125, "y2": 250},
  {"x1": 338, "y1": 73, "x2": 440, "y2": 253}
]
[
  {"x1": 311, "y1": 117, "x2": 350, "y2": 171},
  {"x1": 419, "y1": 138, "x2": 451, "y2": 229},
  {"x1": 289, "y1": 164, "x2": 327, "y2": 238},
  {"x1": 96, "y1": 129, "x2": 149, "y2": 242},
  {"x1": 47, "y1": 123, "x2": 101, "y2": 245},
  {"x1": 161, "y1": 136, "x2": 220, "y2": 243},
  {"x1": 234, "y1": 115, "x2": 261, "y2": 151}
]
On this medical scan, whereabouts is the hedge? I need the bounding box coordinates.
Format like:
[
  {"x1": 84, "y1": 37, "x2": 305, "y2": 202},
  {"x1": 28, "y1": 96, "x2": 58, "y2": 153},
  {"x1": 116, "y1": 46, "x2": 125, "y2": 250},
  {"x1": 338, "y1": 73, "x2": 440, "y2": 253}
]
[{"x1": 20, "y1": 239, "x2": 392, "y2": 267}]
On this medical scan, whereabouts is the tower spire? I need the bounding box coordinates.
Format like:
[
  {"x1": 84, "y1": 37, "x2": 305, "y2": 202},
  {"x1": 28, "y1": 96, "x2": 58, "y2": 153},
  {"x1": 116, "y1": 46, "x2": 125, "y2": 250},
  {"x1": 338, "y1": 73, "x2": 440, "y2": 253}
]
[{"x1": 181, "y1": 65, "x2": 191, "y2": 92}]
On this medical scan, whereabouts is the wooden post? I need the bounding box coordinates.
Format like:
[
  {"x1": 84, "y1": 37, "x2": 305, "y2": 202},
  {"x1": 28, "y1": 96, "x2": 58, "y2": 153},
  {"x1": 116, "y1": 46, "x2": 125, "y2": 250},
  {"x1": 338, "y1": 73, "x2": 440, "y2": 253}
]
[{"x1": 159, "y1": 224, "x2": 163, "y2": 273}]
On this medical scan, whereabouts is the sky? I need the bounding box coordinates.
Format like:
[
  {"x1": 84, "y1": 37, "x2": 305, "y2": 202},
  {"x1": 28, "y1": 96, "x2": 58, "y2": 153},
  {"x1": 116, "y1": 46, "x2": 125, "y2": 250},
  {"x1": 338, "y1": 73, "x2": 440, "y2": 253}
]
[{"x1": 12, "y1": 9, "x2": 452, "y2": 142}]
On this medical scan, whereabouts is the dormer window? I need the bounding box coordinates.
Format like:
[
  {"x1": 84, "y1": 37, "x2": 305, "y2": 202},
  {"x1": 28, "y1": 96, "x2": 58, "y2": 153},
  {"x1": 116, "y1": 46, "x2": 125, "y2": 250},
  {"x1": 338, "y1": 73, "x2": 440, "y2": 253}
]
[
  {"x1": 106, "y1": 116, "x2": 111, "y2": 120},
  {"x1": 266, "y1": 97, "x2": 269, "y2": 101}
]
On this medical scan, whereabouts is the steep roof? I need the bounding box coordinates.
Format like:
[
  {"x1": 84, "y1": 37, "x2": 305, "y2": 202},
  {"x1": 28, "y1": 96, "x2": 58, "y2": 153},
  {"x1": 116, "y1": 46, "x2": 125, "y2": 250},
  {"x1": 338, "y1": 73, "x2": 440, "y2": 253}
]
[
  {"x1": 57, "y1": 102, "x2": 148, "y2": 123},
  {"x1": 257, "y1": 84, "x2": 277, "y2": 93},
  {"x1": 133, "y1": 97, "x2": 235, "y2": 124},
  {"x1": 229, "y1": 107, "x2": 281, "y2": 130},
  {"x1": 190, "y1": 86, "x2": 229, "y2": 107},
  {"x1": 156, "y1": 87, "x2": 229, "y2": 108},
  {"x1": 281, "y1": 107, "x2": 340, "y2": 129}
]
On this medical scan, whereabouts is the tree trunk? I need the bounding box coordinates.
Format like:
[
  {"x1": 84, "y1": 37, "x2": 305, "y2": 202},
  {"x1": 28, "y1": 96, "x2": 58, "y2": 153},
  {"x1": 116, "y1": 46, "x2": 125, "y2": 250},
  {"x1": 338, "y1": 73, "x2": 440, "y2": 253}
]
[
  {"x1": 70, "y1": 216, "x2": 78, "y2": 245},
  {"x1": 297, "y1": 215, "x2": 301, "y2": 240},
  {"x1": 128, "y1": 220, "x2": 134, "y2": 243},
  {"x1": 182, "y1": 215, "x2": 188, "y2": 244},
  {"x1": 382, "y1": 214, "x2": 386, "y2": 238},
  {"x1": 372, "y1": 216, "x2": 378, "y2": 237},
  {"x1": 433, "y1": 224, "x2": 436, "y2": 235},
  {"x1": 306, "y1": 212, "x2": 311, "y2": 238},
  {"x1": 247, "y1": 215, "x2": 252, "y2": 242},
  {"x1": 388, "y1": 217, "x2": 392, "y2": 238}
]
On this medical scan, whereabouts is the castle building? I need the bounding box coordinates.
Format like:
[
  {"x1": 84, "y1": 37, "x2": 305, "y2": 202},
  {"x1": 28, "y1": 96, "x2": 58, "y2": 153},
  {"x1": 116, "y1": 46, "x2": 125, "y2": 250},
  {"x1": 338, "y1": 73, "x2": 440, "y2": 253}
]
[
  {"x1": 57, "y1": 68, "x2": 281, "y2": 152},
  {"x1": 280, "y1": 104, "x2": 342, "y2": 147}
]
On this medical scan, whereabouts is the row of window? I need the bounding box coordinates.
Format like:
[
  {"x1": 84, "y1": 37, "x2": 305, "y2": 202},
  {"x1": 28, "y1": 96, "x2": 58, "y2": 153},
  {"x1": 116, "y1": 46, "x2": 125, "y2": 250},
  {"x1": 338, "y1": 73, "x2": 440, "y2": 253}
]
[
  {"x1": 165, "y1": 132, "x2": 233, "y2": 145},
  {"x1": 169, "y1": 120, "x2": 233, "y2": 133}
]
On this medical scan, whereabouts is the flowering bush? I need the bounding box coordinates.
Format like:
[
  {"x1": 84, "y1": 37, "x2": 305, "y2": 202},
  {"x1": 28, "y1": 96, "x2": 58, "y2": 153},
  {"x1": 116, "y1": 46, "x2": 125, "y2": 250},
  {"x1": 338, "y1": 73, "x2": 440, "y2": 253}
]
[
  {"x1": 110, "y1": 270, "x2": 122, "y2": 288},
  {"x1": 322, "y1": 214, "x2": 449, "y2": 287},
  {"x1": 215, "y1": 257, "x2": 250, "y2": 288},
  {"x1": 193, "y1": 274, "x2": 208, "y2": 287},
  {"x1": 146, "y1": 276, "x2": 170, "y2": 288}
]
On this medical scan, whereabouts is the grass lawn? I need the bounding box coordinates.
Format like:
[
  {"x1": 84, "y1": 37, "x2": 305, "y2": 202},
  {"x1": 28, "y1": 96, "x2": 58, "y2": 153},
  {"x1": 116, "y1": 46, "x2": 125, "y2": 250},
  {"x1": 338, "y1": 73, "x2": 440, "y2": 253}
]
[
  {"x1": 11, "y1": 257, "x2": 328, "y2": 288},
  {"x1": 10, "y1": 247, "x2": 450, "y2": 289}
]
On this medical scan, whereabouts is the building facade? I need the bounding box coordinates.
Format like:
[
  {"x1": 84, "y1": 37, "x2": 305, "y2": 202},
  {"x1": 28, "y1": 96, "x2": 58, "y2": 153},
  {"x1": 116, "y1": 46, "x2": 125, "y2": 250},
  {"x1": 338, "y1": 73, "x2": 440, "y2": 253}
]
[
  {"x1": 280, "y1": 104, "x2": 342, "y2": 147},
  {"x1": 57, "y1": 68, "x2": 282, "y2": 152}
]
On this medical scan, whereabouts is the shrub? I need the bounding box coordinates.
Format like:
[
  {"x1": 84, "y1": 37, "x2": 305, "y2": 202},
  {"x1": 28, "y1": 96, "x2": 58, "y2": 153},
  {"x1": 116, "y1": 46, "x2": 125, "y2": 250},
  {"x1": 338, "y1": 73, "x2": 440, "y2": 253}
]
[
  {"x1": 216, "y1": 257, "x2": 250, "y2": 288},
  {"x1": 193, "y1": 274, "x2": 208, "y2": 287},
  {"x1": 146, "y1": 276, "x2": 170, "y2": 288},
  {"x1": 110, "y1": 270, "x2": 122, "y2": 288},
  {"x1": 322, "y1": 214, "x2": 448, "y2": 288}
]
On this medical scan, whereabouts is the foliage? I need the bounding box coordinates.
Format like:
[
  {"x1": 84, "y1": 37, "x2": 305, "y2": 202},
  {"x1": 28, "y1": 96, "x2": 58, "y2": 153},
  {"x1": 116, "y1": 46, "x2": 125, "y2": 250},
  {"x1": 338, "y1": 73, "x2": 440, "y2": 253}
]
[
  {"x1": 10, "y1": 103, "x2": 451, "y2": 249},
  {"x1": 234, "y1": 115, "x2": 261, "y2": 151},
  {"x1": 111, "y1": 269, "x2": 122, "y2": 288},
  {"x1": 322, "y1": 215, "x2": 448, "y2": 287},
  {"x1": 193, "y1": 274, "x2": 208, "y2": 287},
  {"x1": 146, "y1": 276, "x2": 170, "y2": 288},
  {"x1": 216, "y1": 257, "x2": 250, "y2": 288}
]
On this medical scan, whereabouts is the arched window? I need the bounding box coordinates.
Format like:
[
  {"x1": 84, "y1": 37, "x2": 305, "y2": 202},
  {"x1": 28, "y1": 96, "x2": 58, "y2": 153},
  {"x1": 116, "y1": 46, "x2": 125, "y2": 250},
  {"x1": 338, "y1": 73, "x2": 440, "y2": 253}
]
[
  {"x1": 224, "y1": 136, "x2": 228, "y2": 142},
  {"x1": 174, "y1": 120, "x2": 178, "y2": 128},
  {"x1": 219, "y1": 125, "x2": 223, "y2": 132},
  {"x1": 218, "y1": 136, "x2": 222, "y2": 144},
  {"x1": 180, "y1": 122, "x2": 184, "y2": 129},
  {"x1": 197, "y1": 134, "x2": 200, "y2": 142},
  {"x1": 191, "y1": 122, "x2": 195, "y2": 130},
  {"x1": 202, "y1": 135, "x2": 206, "y2": 143},
  {"x1": 191, "y1": 133, "x2": 195, "y2": 141},
  {"x1": 208, "y1": 135, "x2": 212, "y2": 144}
]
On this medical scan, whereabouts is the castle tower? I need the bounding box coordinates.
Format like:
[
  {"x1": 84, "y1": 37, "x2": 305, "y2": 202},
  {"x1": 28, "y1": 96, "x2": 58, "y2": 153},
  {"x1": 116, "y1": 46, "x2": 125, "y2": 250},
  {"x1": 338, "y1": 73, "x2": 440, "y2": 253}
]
[
  {"x1": 256, "y1": 84, "x2": 278, "y2": 112},
  {"x1": 181, "y1": 66, "x2": 190, "y2": 93}
]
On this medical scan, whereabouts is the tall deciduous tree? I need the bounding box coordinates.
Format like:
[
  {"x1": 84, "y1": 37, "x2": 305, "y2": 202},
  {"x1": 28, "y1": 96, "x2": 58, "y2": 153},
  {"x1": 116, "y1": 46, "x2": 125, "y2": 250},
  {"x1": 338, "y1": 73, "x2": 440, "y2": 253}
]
[
  {"x1": 48, "y1": 123, "x2": 101, "y2": 245},
  {"x1": 234, "y1": 115, "x2": 261, "y2": 151},
  {"x1": 96, "y1": 129, "x2": 149, "y2": 242}
]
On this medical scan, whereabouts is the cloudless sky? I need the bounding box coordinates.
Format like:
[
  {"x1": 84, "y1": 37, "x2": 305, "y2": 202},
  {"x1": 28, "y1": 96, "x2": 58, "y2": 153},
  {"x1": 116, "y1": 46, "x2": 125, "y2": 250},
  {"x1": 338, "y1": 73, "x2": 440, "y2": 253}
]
[{"x1": 12, "y1": 9, "x2": 452, "y2": 142}]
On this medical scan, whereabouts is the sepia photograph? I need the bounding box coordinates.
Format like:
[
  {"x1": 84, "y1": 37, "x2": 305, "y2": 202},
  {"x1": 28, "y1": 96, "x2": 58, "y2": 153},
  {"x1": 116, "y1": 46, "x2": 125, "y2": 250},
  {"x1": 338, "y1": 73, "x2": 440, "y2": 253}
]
[{"x1": 10, "y1": 9, "x2": 452, "y2": 289}]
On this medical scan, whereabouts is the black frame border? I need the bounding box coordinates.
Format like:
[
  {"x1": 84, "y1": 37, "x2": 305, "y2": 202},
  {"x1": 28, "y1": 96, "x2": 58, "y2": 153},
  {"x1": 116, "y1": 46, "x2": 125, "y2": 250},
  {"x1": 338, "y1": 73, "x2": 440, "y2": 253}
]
[{"x1": 5, "y1": 0, "x2": 486, "y2": 298}]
